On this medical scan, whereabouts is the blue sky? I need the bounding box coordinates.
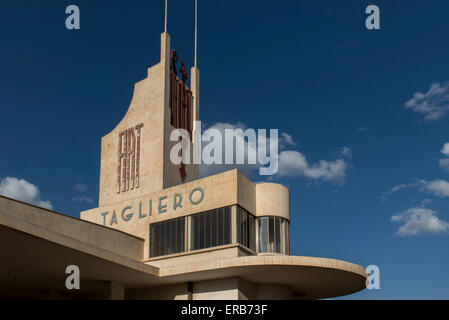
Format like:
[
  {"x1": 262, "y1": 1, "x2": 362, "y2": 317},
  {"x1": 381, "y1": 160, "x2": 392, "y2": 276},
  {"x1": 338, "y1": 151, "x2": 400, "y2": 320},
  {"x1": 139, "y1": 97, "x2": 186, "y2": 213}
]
[{"x1": 1, "y1": 0, "x2": 449, "y2": 299}]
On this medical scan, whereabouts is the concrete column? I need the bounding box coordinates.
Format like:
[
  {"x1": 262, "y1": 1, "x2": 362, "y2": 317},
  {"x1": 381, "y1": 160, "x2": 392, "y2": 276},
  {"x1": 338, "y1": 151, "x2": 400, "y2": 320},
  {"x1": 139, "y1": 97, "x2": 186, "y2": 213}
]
[
  {"x1": 190, "y1": 67, "x2": 200, "y2": 143},
  {"x1": 159, "y1": 32, "x2": 171, "y2": 76},
  {"x1": 231, "y1": 205, "x2": 237, "y2": 244},
  {"x1": 187, "y1": 281, "x2": 193, "y2": 300},
  {"x1": 104, "y1": 281, "x2": 125, "y2": 300},
  {"x1": 161, "y1": 32, "x2": 171, "y2": 116},
  {"x1": 191, "y1": 66, "x2": 201, "y2": 177}
]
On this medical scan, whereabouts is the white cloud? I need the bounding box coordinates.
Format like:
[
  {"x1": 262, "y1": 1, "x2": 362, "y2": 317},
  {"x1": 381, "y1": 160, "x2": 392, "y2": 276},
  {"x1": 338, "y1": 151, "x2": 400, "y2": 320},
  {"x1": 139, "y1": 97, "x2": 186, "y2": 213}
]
[
  {"x1": 420, "y1": 198, "x2": 432, "y2": 206},
  {"x1": 405, "y1": 82, "x2": 449, "y2": 121},
  {"x1": 421, "y1": 179, "x2": 449, "y2": 197},
  {"x1": 199, "y1": 122, "x2": 348, "y2": 184},
  {"x1": 390, "y1": 184, "x2": 409, "y2": 193},
  {"x1": 382, "y1": 179, "x2": 449, "y2": 199},
  {"x1": 199, "y1": 122, "x2": 260, "y2": 177},
  {"x1": 0, "y1": 177, "x2": 53, "y2": 209},
  {"x1": 340, "y1": 146, "x2": 352, "y2": 158},
  {"x1": 441, "y1": 143, "x2": 449, "y2": 157},
  {"x1": 439, "y1": 159, "x2": 449, "y2": 173},
  {"x1": 381, "y1": 182, "x2": 418, "y2": 200},
  {"x1": 391, "y1": 207, "x2": 449, "y2": 236},
  {"x1": 199, "y1": 122, "x2": 282, "y2": 177},
  {"x1": 72, "y1": 196, "x2": 93, "y2": 204},
  {"x1": 281, "y1": 133, "x2": 296, "y2": 146},
  {"x1": 74, "y1": 183, "x2": 88, "y2": 192},
  {"x1": 439, "y1": 143, "x2": 449, "y2": 173},
  {"x1": 383, "y1": 145, "x2": 449, "y2": 199},
  {"x1": 276, "y1": 150, "x2": 347, "y2": 183}
]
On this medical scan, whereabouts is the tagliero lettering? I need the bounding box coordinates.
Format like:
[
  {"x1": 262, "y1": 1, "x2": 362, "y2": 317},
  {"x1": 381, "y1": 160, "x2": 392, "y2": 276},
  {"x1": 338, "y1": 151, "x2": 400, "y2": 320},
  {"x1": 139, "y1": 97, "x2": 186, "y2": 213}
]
[
  {"x1": 170, "y1": 120, "x2": 279, "y2": 175},
  {"x1": 100, "y1": 186, "x2": 204, "y2": 226}
]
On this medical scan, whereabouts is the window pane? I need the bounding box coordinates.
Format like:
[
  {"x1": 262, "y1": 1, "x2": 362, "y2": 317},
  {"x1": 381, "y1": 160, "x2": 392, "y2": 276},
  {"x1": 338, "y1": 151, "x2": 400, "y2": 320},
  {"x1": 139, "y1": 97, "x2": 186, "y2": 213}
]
[
  {"x1": 176, "y1": 219, "x2": 181, "y2": 252},
  {"x1": 255, "y1": 217, "x2": 289, "y2": 254},
  {"x1": 284, "y1": 219, "x2": 290, "y2": 255},
  {"x1": 189, "y1": 207, "x2": 232, "y2": 252},
  {"x1": 236, "y1": 207, "x2": 240, "y2": 244},
  {"x1": 260, "y1": 217, "x2": 268, "y2": 253},
  {"x1": 249, "y1": 214, "x2": 256, "y2": 252},
  {"x1": 268, "y1": 217, "x2": 274, "y2": 252},
  {"x1": 217, "y1": 209, "x2": 223, "y2": 246},
  {"x1": 159, "y1": 222, "x2": 164, "y2": 256},
  {"x1": 199, "y1": 213, "x2": 204, "y2": 249},
  {"x1": 224, "y1": 207, "x2": 230, "y2": 244},
  {"x1": 170, "y1": 220, "x2": 174, "y2": 254},
  {"x1": 163, "y1": 222, "x2": 167, "y2": 255},
  {"x1": 150, "y1": 224, "x2": 156, "y2": 257},
  {"x1": 212, "y1": 209, "x2": 217, "y2": 247},
  {"x1": 177, "y1": 219, "x2": 180, "y2": 252},
  {"x1": 192, "y1": 215, "x2": 195, "y2": 250},
  {"x1": 242, "y1": 209, "x2": 247, "y2": 247},
  {"x1": 235, "y1": 206, "x2": 256, "y2": 250},
  {"x1": 150, "y1": 217, "x2": 185, "y2": 257},
  {"x1": 158, "y1": 221, "x2": 163, "y2": 256},
  {"x1": 206, "y1": 211, "x2": 211, "y2": 248},
  {"x1": 274, "y1": 217, "x2": 281, "y2": 253},
  {"x1": 178, "y1": 218, "x2": 185, "y2": 253},
  {"x1": 195, "y1": 216, "x2": 201, "y2": 249},
  {"x1": 166, "y1": 221, "x2": 171, "y2": 255},
  {"x1": 157, "y1": 222, "x2": 162, "y2": 256},
  {"x1": 169, "y1": 221, "x2": 173, "y2": 254},
  {"x1": 238, "y1": 206, "x2": 243, "y2": 246}
]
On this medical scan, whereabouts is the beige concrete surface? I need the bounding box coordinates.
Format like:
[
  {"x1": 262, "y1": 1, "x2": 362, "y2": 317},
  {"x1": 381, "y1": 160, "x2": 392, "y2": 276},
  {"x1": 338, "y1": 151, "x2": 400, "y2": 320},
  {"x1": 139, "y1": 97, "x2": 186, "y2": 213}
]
[
  {"x1": 81, "y1": 31, "x2": 291, "y2": 262},
  {"x1": 99, "y1": 33, "x2": 199, "y2": 207},
  {"x1": 255, "y1": 183, "x2": 290, "y2": 220},
  {"x1": 0, "y1": 30, "x2": 367, "y2": 300},
  {"x1": 0, "y1": 196, "x2": 145, "y2": 262},
  {"x1": 82, "y1": 169, "x2": 290, "y2": 259},
  {"x1": 146, "y1": 244, "x2": 256, "y2": 268},
  {"x1": 157, "y1": 255, "x2": 367, "y2": 300},
  {"x1": 0, "y1": 196, "x2": 366, "y2": 299}
]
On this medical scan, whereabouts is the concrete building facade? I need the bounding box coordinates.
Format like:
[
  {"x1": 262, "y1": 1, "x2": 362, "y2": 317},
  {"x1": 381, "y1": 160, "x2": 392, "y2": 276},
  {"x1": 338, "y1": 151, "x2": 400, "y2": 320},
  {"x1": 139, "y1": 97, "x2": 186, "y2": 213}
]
[{"x1": 0, "y1": 32, "x2": 367, "y2": 300}]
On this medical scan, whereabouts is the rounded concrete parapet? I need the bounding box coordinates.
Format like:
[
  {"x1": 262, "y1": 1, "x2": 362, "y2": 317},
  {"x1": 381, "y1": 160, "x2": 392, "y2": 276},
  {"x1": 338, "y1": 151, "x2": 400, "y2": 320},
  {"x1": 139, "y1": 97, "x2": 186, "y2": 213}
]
[{"x1": 255, "y1": 183, "x2": 289, "y2": 220}]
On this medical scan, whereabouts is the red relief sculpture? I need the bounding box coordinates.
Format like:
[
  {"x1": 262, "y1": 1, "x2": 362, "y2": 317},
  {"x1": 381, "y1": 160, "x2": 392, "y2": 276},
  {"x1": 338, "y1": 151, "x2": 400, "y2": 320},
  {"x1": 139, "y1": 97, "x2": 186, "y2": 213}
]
[
  {"x1": 170, "y1": 50, "x2": 193, "y2": 183},
  {"x1": 117, "y1": 123, "x2": 144, "y2": 193},
  {"x1": 179, "y1": 161, "x2": 186, "y2": 182}
]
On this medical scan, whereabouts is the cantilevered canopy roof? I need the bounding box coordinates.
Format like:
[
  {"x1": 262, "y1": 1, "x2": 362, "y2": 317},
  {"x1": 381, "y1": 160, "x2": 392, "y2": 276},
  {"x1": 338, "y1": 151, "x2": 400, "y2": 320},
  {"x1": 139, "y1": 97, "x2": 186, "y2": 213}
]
[
  {"x1": 158, "y1": 255, "x2": 366, "y2": 300},
  {"x1": 0, "y1": 196, "x2": 366, "y2": 299}
]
